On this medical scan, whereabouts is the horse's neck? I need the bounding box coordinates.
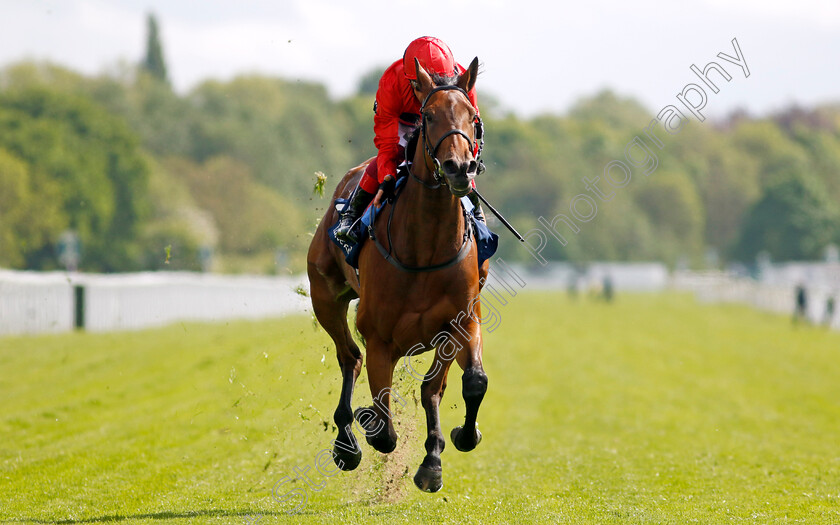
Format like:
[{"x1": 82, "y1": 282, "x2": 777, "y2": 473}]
[{"x1": 394, "y1": 163, "x2": 464, "y2": 263}]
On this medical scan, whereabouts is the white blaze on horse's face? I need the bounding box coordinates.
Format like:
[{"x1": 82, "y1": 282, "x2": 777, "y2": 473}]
[{"x1": 425, "y1": 90, "x2": 478, "y2": 197}]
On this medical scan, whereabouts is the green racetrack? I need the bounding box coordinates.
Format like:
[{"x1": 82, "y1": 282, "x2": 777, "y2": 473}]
[{"x1": 2, "y1": 292, "x2": 839, "y2": 524}]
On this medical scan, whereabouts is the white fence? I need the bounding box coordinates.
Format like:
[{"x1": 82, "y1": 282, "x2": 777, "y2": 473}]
[
  {"x1": 1, "y1": 262, "x2": 668, "y2": 336},
  {"x1": 0, "y1": 271, "x2": 75, "y2": 335},
  {"x1": 5, "y1": 264, "x2": 836, "y2": 336},
  {"x1": 0, "y1": 270, "x2": 310, "y2": 336},
  {"x1": 506, "y1": 262, "x2": 669, "y2": 292},
  {"x1": 672, "y1": 269, "x2": 840, "y2": 330}
]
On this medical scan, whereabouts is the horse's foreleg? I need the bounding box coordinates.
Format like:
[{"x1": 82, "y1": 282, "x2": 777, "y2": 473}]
[
  {"x1": 414, "y1": 352, "x2": 454, "y2": 493},
  {"x1": 354, "y1": 336, "x2": 399, "y2": 453},
  {"x1": 451, "y1": 329, "x2": 488, "y2": 453}
]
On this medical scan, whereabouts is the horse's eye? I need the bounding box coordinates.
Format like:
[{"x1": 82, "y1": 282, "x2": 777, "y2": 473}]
[{"x1": 424, "y1": 112, "x2": 433, "y2": 123}]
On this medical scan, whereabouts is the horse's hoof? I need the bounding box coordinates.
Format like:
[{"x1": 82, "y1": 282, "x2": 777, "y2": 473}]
[
  {"x1": 450, "y1": 425, "x2": 482, "y2": 452},
  {"x1": 353, "y1": 406, "x2": 382, "y2": 434},
  {"x1": 354, "y1": 406, "x2": 397, "y2": 453},
  {"x1": 333, "y1": 445, "x2": 362, "y2": 471},
  {"x1": 367, "y1": 432, "x2": 397, "y2": 454},
  {"x1": 413, "y1": 465, "x2": 443, "y2": 493}
]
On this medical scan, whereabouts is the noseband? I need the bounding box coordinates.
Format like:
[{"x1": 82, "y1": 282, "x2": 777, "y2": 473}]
[{"x1": 410, "y1": 85, "x2": 485, "y2": 190}]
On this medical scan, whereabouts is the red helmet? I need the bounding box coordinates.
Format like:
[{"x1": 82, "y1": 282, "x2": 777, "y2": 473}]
[{"x1": 402, "y1": 36, "x2": 456, "y2": 80}]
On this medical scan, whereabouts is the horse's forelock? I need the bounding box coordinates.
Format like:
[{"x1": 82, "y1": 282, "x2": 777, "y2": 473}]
[{"x1": 429, "y1": 73, "x2": 457, "y2": 87}]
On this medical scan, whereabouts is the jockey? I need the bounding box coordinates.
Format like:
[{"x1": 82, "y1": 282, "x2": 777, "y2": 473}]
[{"x1": 335, "y1": 36, "x2": 485, "y2": 244}]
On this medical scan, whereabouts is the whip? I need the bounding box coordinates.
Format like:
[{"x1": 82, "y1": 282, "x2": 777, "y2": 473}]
[{"x1": 471, "y1": 189, "x2": 525, "y2": 242}]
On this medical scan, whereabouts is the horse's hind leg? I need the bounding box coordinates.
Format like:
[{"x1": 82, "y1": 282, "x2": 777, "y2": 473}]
[
  {"x1": 308, "y1": 269, "x2": 363, "y2": 470},
  {"x1": 414, "y1": 352, "x2": 455, "y2": 493}
]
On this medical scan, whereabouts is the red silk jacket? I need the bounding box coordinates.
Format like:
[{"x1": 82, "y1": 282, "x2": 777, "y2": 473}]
[{"x1": 373, "y1": 58, "x2": 479, "y2": 180}]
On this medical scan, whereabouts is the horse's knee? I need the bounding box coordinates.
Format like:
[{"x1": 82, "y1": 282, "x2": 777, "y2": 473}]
[{"x1": 462, "y1": 368, "x2": 488, "y2": 402}]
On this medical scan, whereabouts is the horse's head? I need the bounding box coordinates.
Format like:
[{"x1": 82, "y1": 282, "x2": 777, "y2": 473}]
[{"x1": 414, "y1": 56, "x2": 481, "y2": 197}]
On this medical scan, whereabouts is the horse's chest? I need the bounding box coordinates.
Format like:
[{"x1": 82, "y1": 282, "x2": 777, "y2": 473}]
[{"x1": 360, "y1": 292, "x2": 466, "y2": 348}]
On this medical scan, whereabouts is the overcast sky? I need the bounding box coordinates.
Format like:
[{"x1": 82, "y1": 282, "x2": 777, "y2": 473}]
[{"x1": 1, "y1": 0, "x2": 839, "y2": 118}]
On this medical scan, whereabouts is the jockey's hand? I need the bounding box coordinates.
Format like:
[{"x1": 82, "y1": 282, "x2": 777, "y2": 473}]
[{"x1": 373, "y1": 174, "x2": 395, "y2": 207}]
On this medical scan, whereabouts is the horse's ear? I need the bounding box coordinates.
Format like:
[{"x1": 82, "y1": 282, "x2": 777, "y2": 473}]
[
  {"x1": 457, "y1": 57, "x2": 479, "y2": 93},
  {"x1": 414, "y1": 57, "x2": 434, "y2": 99}
]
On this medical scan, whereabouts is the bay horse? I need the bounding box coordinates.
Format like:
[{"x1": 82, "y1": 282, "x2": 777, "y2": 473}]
[{"x1": 307, "y1": 57, "x2": 488, "y2": 493}]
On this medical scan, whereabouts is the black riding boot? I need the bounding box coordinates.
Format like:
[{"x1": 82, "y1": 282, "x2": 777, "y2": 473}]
[
  {"x1": 335, "y1": 187, "x2": 375, "y2": 243},
  {"x1": 468, "y1": 191, "x2": 486, "y2": 223}
]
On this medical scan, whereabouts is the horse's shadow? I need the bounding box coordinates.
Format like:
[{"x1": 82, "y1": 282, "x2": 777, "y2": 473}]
[{"x1": 6, "y1": 508, "x2": 298, "y2": 524}]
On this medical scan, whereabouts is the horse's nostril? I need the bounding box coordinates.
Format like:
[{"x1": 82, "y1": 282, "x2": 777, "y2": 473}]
[
  {"x1": 441, "y1": 160, "x2": 459, "y2": 176},
  {"x1": 467, "y1": 160, "x2": 477, "y2": 175}
]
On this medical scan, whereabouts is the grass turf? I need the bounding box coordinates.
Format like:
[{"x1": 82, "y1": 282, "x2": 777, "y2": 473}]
[{"x1": 1, "y1": 292, "x2": 839, "y2": 524}]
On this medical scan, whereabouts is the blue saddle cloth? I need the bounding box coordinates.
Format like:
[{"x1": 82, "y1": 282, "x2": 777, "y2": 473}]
[{"x1": 328, "y1": 177, "x2": 498, "y2": 270}]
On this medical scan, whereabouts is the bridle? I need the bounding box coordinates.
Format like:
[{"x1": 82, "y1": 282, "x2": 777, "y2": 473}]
[
  {"x1": 409, "y1": 84, "x2": 485, "y2": 190},
  {"x1": 368, "y1": 84, "x2": 484, "y2": 273}
]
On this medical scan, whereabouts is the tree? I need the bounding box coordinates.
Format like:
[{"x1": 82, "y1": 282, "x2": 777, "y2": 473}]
[
  {"x1": 568, "y1": 90, "x2": 651, "y2": 131},
  {"x1": 187, "y1": 76, "x2": 356, "y2": 199},
  {"x1": 634, "y1": 170, "x2": 706, "y2": 265},
  {"x1": 142, "y1": 13, "x2": 169, "y2": 85},
  {"x1": 164, "y1": 156, "x2": 305, "y2": 256},
  {"x1": 138, "y1": 158, "x2": 215, "y2": 271},
  {"x1": 733, "y1": 171, "x2": 840, "y2": 262},
  {"x1": 0, "y1": 149, "x2": 65, "y2": 267},
  {"x1": 0, "y1": 89, "x2": 151, "y2": 271}
]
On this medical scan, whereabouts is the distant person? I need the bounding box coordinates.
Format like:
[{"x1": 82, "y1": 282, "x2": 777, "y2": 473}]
[
  {"x1": 824, "y1": 294, "x2": 836, "y2": 328},
  {"x1": 567, "y1": 272, "x2": 579, "y2": 299},
  {"x1": 793, "y1": 284, "x2": 808, "y2": 325},
  {"x1": 602, "y1": 275, "x2": 614, "y2": 302}
]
